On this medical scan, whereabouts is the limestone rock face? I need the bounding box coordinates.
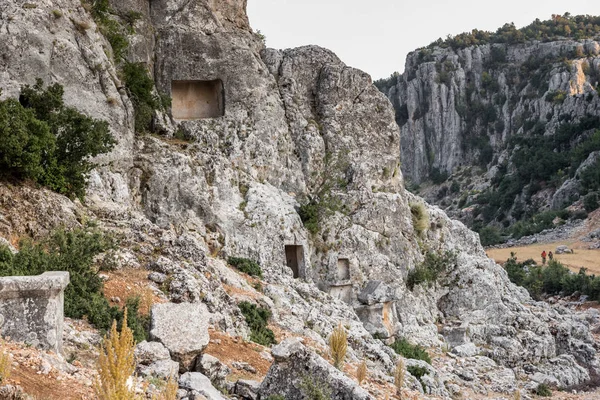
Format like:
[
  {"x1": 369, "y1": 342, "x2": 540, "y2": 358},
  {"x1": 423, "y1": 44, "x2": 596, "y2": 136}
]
[
  {"x1": 150, "y1": 302, "x2": 211, "y2": 371},
  {"x1": 260, "y1": 338, "x2": 375, "y2": 400},
  {"x1": 1, "y1": 0, "x2": 599, "y2": 396},
  {"x1": 384, "y1": 40, "x2": 600, "y2": 185}
]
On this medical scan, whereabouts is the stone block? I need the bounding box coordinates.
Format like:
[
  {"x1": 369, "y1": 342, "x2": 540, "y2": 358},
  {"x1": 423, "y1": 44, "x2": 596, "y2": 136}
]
[{"x1": 0, "y1": 272, "x2": 69, "y2": 354}]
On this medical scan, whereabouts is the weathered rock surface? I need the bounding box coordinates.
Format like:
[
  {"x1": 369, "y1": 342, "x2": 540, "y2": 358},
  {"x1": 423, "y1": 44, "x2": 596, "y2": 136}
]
[
  {"x1": 150, "y1": 302, "x2": 211, "y2": 371},
  {"x1": 179, "y1": 372, "x2": 228, "y2": 400},
  {"x1": 260, "y1": 338, "x2": 375, "y2": 400},
  {"x1": 0, "y1": 272, "x2": 69, "y2": 354},
  {"x1": 0, "y1": 0, "x2": 599, "y2": 398}
]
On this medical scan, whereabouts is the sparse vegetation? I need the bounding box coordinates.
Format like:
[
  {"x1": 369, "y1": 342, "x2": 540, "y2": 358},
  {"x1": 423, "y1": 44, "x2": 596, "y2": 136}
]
[
  {"x1": 390, "y1": 338, "x2": 431, "y2": 364},
  {"x1": 151, "y1": 377, "x2": 178, "y2": 400},
  {"x1": 0, "y1": 225, "x2": 148, "y2": 341},
  {"x1": 407, "y1": 365, "x2": 429, "y2": 392},
  {"x1": 410, "y1": 202, "x2": 429, "y2": 236},
  {"x1": 227, "y1": 256, "x2": 262, "y2": 278},
  {"x1": 238, "y1": 301, "x2": 276, "y2": 346},
  {"x1": 406, "y1": 250, "x2": 457, "y2": 290},
  {"x1": 300, "y1": 376, "x2": 332, "y2": 400},
  {"x1": 298, "y1": 151, "x2": 350, "y2": 235},
  {"x1": 0, "y1": 339, "x2": 11, "y2": 384},
  {"x1": 426, "y1": 14, "x2": 600, "y2": 50},
  {"x1": 122, "y1": 62, "x2": 162, "y2": 134},
  {"x1": 95, "y1": 309, "x2": 137, "y2": 400},
  {"x1": 535, "y1": 383, "x2": 553, "y2": 397},
  {"x1": 356, "y1": 359, "x2": 367, "y2": 385},
  {"x1": 329, "y1": 323, "x2": 348, "y2": 370},
  {"x1": 394, "y1": 358, "x2": 405, "y2": 398}
]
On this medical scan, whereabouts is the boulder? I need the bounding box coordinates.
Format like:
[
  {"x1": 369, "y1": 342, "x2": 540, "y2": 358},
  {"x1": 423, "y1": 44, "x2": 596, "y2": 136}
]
[
  {"x1": 357, "y1": 280, "x2": 396, "y2": 305},
  {"x1": 150, "y1": 303, "x2": 211, "y2": 371},
  {"x1": 234, "y1": 380, "x2": 260, "y2": 400},
  {"x1": 135, "y1": 341, "x2": 172, "y2": 365},
  {"x1": 179, "y1": 372, "x2": 228, "y2": 400},
  {"x1": 139, "y1": 359, "x2": 179, "y2": 379},
  {"x1": 195, "y1": 354, "x2": 231, "y2": 387},
  {"x1": 259, "y1": 338, "x2": 375, "y2": 400},
  {"x1": 556, "y1": 245, "x2": 573, "y2": 254}
]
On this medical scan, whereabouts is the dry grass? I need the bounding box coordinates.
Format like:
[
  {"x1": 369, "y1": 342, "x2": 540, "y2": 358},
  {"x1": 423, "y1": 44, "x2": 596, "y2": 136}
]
[
  {"x1": 0, "y1": 338, "x2": 11, "y2": 383},
  {"x1": 329, "y1": 323, "x2": 348, "y2": 370},
  {"x1": 410, "y1": 202, "x2": 429, "y2": 236},
  {"x1": 73, "y1": 19, "x2": 91, "y2": 33},
  {"x1": 356, "y1": 359, "x2": 367, "y2": 385},
  {"x1": 95, "y1": 309, "x2": 137, "y2": 400},
  {"x1": 394, "y1": 358, "x2": 405, "y2": 398},
  {"x1": 487, "y1": 243, "x2": 600, "y2": 275},
  {"x1": 151, "y1": 377, "x2": 178, "y2": 400}
]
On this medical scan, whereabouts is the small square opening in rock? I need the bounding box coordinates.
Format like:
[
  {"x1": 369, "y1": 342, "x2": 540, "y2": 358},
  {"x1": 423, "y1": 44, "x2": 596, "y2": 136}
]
[
  {"x1": 337, "y1": 258, "x2": 350, "y2": 280},
  {"x1": 171, "y1": 79, "x2": 224, "y2": 120},
  {"x1": 285, "y1": 245, "x2": 304, "y2": 279}
]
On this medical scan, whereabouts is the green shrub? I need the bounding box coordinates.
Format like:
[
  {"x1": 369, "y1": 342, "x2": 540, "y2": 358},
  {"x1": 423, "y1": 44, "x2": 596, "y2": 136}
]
[
  {"x1": 227, "y1": 256, "x2": 262, "y2": 278},
  {"x1": 122, "y1": 62, "x2": 160, "y2": 134},
  {"x1": 238, "y1": 301, "x2": 276, "y2": 346},
  {"x1": 407, "y1": 365, "x2": 429, "y2": 392},
  {"x1": 430, "y1": 167, "x2": 449, "y2": 184},
  {"x1": 406, "y1": 250, "x2": 457, "y2": 290},
  {"x1": 0, "y1": 79, "x2": 115, "y2": 199},
  {"x1": 410, "y1": 202, "x2": 429, "y2": 236},
  {"x1": 390, "y1": 338, "x2": 431, "y2": 364},
  {"x1": 0, "y1": 226, "x2": 147, "y2": 341},
  {"x1": 535, "y1": 383, "x2": 552, "y2": 397},
  {"x1": 299, "y1": 376, "x2": 331, "y2": 400},
  {"x1": 298, "y1": 151, "x2": 349, "y2": 234},
  {"x1": 478, "y1": 226, "x2": 503, "y2": 246},
  {"x1": 584, "y1": 193, "x2": 599, "y2": 212}
]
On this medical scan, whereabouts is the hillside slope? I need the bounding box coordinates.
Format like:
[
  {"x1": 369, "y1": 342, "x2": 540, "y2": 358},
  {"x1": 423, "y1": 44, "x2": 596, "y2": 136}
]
[{"x1": 0, "y1": 3, "x2": 599, "y2": 398}]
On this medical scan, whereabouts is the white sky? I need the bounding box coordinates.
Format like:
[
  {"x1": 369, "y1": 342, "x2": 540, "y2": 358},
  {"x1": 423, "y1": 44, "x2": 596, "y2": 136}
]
[{"x1": 247, "y1": 0, "x2": 598, "y2": 79}]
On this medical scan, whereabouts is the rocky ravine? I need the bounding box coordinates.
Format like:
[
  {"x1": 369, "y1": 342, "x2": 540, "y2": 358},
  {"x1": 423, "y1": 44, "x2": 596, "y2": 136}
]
[
  {"x1": 380, "y1": 32, "x2": 600, "y2": 228},
  {"x1": 0, "y1": 1, "x2": 599, "y2": 398}
]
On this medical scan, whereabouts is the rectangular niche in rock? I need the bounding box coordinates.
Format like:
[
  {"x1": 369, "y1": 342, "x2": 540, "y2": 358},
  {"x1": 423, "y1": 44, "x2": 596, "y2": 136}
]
[
  {"x1": 171, "y1": 79, "x2": 224, "y2": 120},
  {"x1": 336, "y1": 258, "x2": 350, "y2": 281},
  {"x1": 285, "y1": 245, "x2": 305, "y2": 279}
]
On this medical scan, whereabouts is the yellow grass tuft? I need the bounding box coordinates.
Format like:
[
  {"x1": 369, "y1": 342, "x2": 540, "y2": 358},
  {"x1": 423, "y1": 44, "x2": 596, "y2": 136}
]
[
  {"x1": 356, "y1": 359, "x2": 367, "y2": 385},
  {"x1": 513, "y1": 389, "x2": 521, "y2": 400},
  {"x1": 410, "y1": 202, "x2": 429, "y2": 236},
  {"x1": 151, "y1": 376, "x2": 178, "y2": 400},
  {"x1": 394, "y1": 358, "x2": 405, "y2": 398},
  {"x1": 329, "y1": 323, "x2": 348, "y2": 370},
  {"x1": 0, "y1": 338, "x2": 11, "y2": 384},
  {"x1": 95, "y1": 308, "x2": 138, "y2": 400}
]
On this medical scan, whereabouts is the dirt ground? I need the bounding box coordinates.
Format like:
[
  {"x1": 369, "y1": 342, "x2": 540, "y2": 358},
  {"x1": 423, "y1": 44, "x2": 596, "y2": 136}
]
[{"x1": 487, "y1": 244, "x2": 600, "y2": 274}]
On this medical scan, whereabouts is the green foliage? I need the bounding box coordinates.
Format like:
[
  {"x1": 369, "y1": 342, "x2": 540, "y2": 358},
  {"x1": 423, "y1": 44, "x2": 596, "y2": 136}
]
[
  {"x1": 0, "y1": 79, "x2": 114, "y2": 198},
  {"x1": 535, "y1": 383, "x2": 553, "y2": 397},
  {"x1": 584, "y1": 192, "x2": 599, "y2": 212},
  {"x1": 227, "y1": 256, "x2": 262, "y2": 278},
  {"x1": 545, "y1": 90, "x2": 567, "y2": 104},
  {"x1": 407, "y1": 365, "x2": 429, "y2": 392},
  {"x1": 85, "y1": 0, "x2": 129, "y2": 60},
  {"x1": 430, "y1": 167, "x2": 449, "y2": 184},
  {"x1": 406, "y1": 250, "x2": 457, "y2": 290},
  {"x1": 238, "y1": 301, "x2": 276, "y2": 346},
  {"x1": 298, "y1": 151, "x2": 349, "y2": 235},
  {"x1": 450, "y1": 181, "x2": 460, "y2": 193},
  {"x1": 580, "y1": 158, "x2": 600, "y2": 193},
  {"x1": 374, "y1": 72, "x2": 400, "y2": 93},
  {"x1": 299, "y1": 376, "x2": 331, "y2": 400},
  {"x1": 504, "y1": 254, "x2": 600, "y2": 302},
  {"x1": 390, "y1": 338, "x2": 431, "y2": 364},
  {"x1": 426, "y1": 14, "x2": 600, "y2": 50},
  {"x1": 478, "y1": 226, "x2": 503, "y2": 246},
  {"x1": 122, "y1": 62, "x2": 161, "y2": 134},
  {"x1": 0, "y1": 226, "x2": 147, "y2": 341}
]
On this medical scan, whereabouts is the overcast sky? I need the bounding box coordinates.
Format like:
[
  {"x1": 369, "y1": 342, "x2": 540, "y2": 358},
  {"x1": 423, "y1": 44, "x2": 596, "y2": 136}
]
[{"x1": 247, "y1": 0, "x2": 598, "y2": 79}]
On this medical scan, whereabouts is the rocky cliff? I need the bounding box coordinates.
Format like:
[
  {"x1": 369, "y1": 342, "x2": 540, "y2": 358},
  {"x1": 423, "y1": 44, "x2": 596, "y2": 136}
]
[
  {"x1": 1, "y1": 2, "x2": 599, "y2": 398},
  {"x1": 379, "y1": 19, "x2": 600, "y2": 236}
]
